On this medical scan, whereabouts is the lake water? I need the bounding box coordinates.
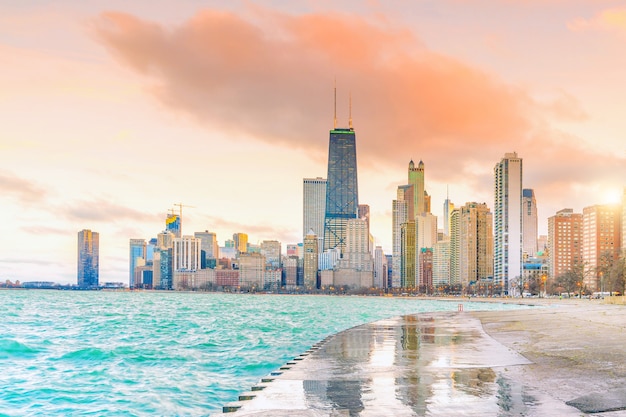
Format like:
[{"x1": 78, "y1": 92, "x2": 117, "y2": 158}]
[{"x1": 0, "y1": 291, "x2": 525, "y2": 416}]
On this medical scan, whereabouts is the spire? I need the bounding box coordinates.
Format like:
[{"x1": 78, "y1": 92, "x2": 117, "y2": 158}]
[
  {"x1": 333, "y1": 79, "x2": 337, "y2": 129},
  {"x1": 349, "y1": 91, "x2": 353, "y2": 130}
]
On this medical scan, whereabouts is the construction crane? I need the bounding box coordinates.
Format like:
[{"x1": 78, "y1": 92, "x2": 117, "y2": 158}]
[{"x1": 173, "y1": 202, "x2": 195, "y2": 237}]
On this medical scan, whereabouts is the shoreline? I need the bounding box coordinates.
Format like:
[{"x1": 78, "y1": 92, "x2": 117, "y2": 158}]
[{"x1": 214, "y1": 299, "x2": 626, "y2": 416}]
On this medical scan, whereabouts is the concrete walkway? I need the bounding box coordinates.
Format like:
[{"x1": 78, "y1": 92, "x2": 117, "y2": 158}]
[{"x1": 214, "y1": 299, "x2": 626, "y2": 416}]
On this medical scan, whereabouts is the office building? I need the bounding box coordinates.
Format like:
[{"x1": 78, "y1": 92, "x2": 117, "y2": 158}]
[
  {"x1": 129, "y1": 238, "x2": 146, "y2": 289},
  {"x1": 443, "y1": 192, "x2": 454, "y2": 237},
  {"x1": 494, "y1": 152, "x2": 523, "y2": 295},
  {"x1": 233, "y1": 233, "x2": 248, "y2": 254},
  {"x1": 408, "y1": 160, "x2": 425, "y2": 215},
  {"x1": 523, "y1": 189, "x2": 538, "y2": 257},
  {"x1": 323, "y1": 125, "x2": 359, "y2": 254},
  {"x1": 374, "y1": 246, "x2": 387, "y2": 289},
  {"x1": 238, "y1": 253, "x2": 266, "y2": 289},
  {"x1": 194, "y1": 231, "x2": 219, "y2": 260},
  {"x1": 173, "y1": 236, "x2": 201, "y2": 272},
  {"x1": 303, "y1": 230, "x2": 319, "y2": 289},
  {"x1": 260, "y1": 240, "x2": 282, "y2": 269},
  {"x1": 303, "y1": 177, "x2": 327, "y2": 251},
  {"x1": 77, "y1": 229, "x2": 99, "y2": 288},
  {"x1": 166, "y1": 213, "x2": 181, "y2": 238}
]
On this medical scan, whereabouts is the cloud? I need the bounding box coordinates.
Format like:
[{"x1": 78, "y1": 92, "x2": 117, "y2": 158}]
[
  {"x1": 91, "y1": 7, "x2": 625, "y2": 216},
  {"x1": 568, "y1": 8, "x2": 626, "y2": 35},
  {"x1": 0, "y1": 171, "x2": 47, "y2": 204},
  {"x1": 21, "y1": 226, "x2": 68, "y2": 236},
  {"x1": 62, "y1": 199, "x2": 161, "y2": 223},
  {"x1": 199, "y1": 214, "x2": 300, "y2": 244}
]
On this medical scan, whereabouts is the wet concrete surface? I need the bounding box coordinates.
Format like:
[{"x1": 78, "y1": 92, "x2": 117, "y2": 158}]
[{"x1": 213, "y1": 309, "x2": 588, "y2": 416}]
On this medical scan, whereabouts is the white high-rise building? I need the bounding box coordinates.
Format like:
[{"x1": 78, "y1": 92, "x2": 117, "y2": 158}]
[
  {"x1": 173, "y1": 236, "x2": 201, "y2": 272},
  {"x1": 522, "y1": 189, "x2": 538, "y2": 257},
  {"x1": 494, "y1": 152, "x2": 523, "y2": 295},
  {"x1": 303, "y1": 177, "x2": 327, "y2": 252},
  {"x1": 432, "y1": 239, "x2": 450, "y2": 288}
]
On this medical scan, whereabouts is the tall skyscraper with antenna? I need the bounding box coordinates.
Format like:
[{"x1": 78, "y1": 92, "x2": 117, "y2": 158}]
[{"x1": 323, "y1": 88, "x2": 359, "y2": 255}]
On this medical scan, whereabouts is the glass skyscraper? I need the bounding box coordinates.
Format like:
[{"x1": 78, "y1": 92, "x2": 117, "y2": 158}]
[
  {"x1": 323, "y1": 128, "x2": 359, "y2": 254},
  {"x1": 77, "y1": 229, "x2": 99, "y2": 288},
  {"x1": 494, "y1": 152, "x2": 523, "y2": 295}
]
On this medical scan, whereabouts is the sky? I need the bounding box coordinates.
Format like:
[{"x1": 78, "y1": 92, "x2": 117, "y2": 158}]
[{"x1": 1, "y1": 0, "x2": 625, "y2": 285}]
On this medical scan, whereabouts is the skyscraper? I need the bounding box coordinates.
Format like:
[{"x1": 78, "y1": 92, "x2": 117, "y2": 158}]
[
  {"x1": 522, "y1": 189, "x2": 538, "y2": 257},
  {"x1": 494, "y1": 152, "x2": 523, "y2": 295},
  {"x1": 323, "y1": 127, "x2": 359, "y2": 254},
  {"x1": 166, "y1": 213, "x2": 181, "y2": 238},
  {"x1": 582, "y1": 204, "x2": 622, "y2": 292},
  {"x1": 303, "y1": 177, "x2": 327, "y2": 251},
  {"x1": 401, "y1": 221, "x2": 416, "y2": 288},
  {"x1": 408, "y1": 160, "x2": 425, "y2": 215},
  {"x1": 392, "y1": 184, "x2": 414, "y2": 288},
  {"x1": 458, "y1": 202, "x2": 494, "y2": 288},
  {"x1": 77, "y1": 229, "x2": 99, "y2": 288},
  {"x1": 303, "y1": 230, "x2": 319, "y2": 290},
  {"x1": 443, "y1": 189, "x2": 454, "y2": 237},
  {"x1": 129, "y1": 238, "x2": 146, "y2": 289},
  {"x1": 233, "y1": 233, "x2": 248, "y2": 254},
  {"x1": 547, "y1": 208, "x2": 582, "y2": 282}
]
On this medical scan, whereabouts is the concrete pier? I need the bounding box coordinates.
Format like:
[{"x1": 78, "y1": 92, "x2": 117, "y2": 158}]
[{"x1": 213, "y1": 300, "x2": 626, "y2": 416}]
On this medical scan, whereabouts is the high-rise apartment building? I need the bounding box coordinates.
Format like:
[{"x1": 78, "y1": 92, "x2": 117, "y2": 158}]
[
  {"x1": 582, "y1": 204, "x2": 622, "y2": 292},
  {"x1": 522, "y1": 189, "x2": 538, "y2": 257},
  {"x1": 401, "y1": 221, "x2": 416, "y2": 288},
  {"x1": 449, "y1": 209, "x2": 461, "y2": 286},
  {"x1": 129, "y1": 238, "x2": 146, "y2": 289},
  {"x1": 303, "y1": 177, "x2": 327, "y2": 250},
  {"x1": 392, "y1": 184, "x2": 414, "y2": 288},
  {"x1": 494, "y1": 152, "x2": 523, "y2": 295},
  {"x1": 238, "y1": 253, "x2": 265, "y2": 289},
  {"x1": 547, "y1": 208, "x2": 583, "y2": 281},
  {"x1": 458, "y1": 202, "x2": 494, "y2": 288},
  {"x1": 303, "y1": 230, "x2": 319, "y2": 289},
  {"x1": 323, "y1": 127, "x2": 359, "y2": 254},
  {"x1": 415, "y1": 212, "x2": 437, "y2": 285},
  {"x1": 432, "y1": 239, "x2": 450, "y2": 288},
  {"x1": 78, "y1": 229, "x2": 99, "y2": 288}
]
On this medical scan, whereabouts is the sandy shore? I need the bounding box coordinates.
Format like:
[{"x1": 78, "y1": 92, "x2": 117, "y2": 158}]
[{"x1": 472, "y1": 298, "x2": 626, "y2": 415}]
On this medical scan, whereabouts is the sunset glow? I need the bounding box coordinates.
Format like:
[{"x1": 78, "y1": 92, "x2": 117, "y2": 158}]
[{"x1": 1, "y1": 1, "x2": 625, "y2": 284}]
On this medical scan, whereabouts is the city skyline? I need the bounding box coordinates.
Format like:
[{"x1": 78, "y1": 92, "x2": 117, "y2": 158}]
[{"x1": 2, "y1": 1, "x2": 626, "y2": 284}]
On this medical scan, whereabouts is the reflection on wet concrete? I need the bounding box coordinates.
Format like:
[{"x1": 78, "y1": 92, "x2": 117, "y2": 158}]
[{"x1": 214, "y1": 312, "x2": 581, "y2": 416}]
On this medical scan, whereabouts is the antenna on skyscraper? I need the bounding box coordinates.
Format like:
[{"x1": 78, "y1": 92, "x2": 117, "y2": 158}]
[
  {"x1": 349, "y1": 92, "x2": 353, "y2": 130},
  {"x1": 333, "y1": 79, "x2": 337, "y2": 129}
]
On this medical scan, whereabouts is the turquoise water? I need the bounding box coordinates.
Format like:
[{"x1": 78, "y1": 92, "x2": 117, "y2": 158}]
[{"x1": 0, "y1": 291, "x2": 525, "y2": 416}]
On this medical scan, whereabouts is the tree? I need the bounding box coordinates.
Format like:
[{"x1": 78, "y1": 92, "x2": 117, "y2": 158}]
[
  {"x1": 556, "y1": 270, "x2": 579, "y2": 297},
  {"x1": 610, "y1": 254, "x2": 626, "y2": 295}
]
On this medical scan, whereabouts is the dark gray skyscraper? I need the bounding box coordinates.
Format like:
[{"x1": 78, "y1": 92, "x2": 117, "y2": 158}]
[
  {"x1": 78, "y1": 229, "x2": 99, "y2": 288},
  {"x1": 323, "y1": 127, "x2": 359, "y2": 254}
]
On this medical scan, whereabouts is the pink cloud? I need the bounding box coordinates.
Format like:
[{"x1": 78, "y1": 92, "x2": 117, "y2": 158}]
[
  {"x1": 569, "y1": 7, "x2": 626, "y2": 35},
  {"x1": 91, "y1": 7, "x2": 625, "y2": 217}
]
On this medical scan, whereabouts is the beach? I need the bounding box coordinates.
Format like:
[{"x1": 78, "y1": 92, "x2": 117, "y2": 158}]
[{"x1": 215, "y1": 298, "x2": 626, "y2": 416}]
